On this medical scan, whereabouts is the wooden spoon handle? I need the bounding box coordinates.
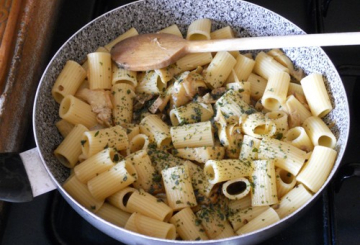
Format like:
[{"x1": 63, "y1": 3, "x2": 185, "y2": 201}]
[{"x1": 186, "y1": 32, "x2": 360, "y2": 53}]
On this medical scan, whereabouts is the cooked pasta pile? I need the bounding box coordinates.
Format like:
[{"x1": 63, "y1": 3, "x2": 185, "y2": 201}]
[{"x1": 52, "y1": 18, "x2": 337, "y2": 241}]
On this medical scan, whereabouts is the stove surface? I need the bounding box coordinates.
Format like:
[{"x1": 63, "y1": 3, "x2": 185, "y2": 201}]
[{"x1": 1, "y1": 0, "x2": 360, "y2": 244}]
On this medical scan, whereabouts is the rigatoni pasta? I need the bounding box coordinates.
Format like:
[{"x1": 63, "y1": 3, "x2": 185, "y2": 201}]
[
  {"x1": 87, "y1": 160, "x2": 136, "y2": 200},
  {"x1": 125, "y1": 212, "x2": 176, "y2": 239},
  {"x1": 170, "y1": 207, "x2": 208, "y2": 241},
  {"x1": 87, "y1": 52, "x2": 112, "y2": 90},
  {"x1": 52, "y1": 20, "x2": 339, "y2": 241},
  {"x1": 170, "y1": 121, "x2": 214, "y2": 149},
  {"x1": 297, "y1": 146, "x2": 337, "y2": 192},
  {"x1": 63, "y1": 174, "x2": 104, "y2": 212},
  {"x1": 204, "y1": 51, "x2": 236, "y2": 88},
  {"x1": 258, "y1": 137, "x2": 307, "y2": 176},
  {"x1": 54, "y1": 124, "x2": 88, "y2": 168},
  {"x1": 303, "y1": 116, "x2": 337, "y2": 149},
  {"x1": 140, "y1": 114, "x2": 171, "y2": 149},
  {"x1": 59, "y1": 95, "x2": 98, "y2": 129},
  {"x1": 81, "y1": 125, "x2": 128, "y2": 158},
  {"x1": 96, "y1": 203, "x2": 131, "y2": 228},
  {"x1": 300, "y1": 73, "x2": 333, "y2": 117},
  {"x1": 52, "y1": 60, "x2": 86, "y2": 103},
  {"x1": 261, "y1": 71, "x2": 290, "y2": 111},
  {"x1": 74, "y1": 148, "x2": 118, "y2": 183},
  {"x1": 250, "y1": 160, "x2": 278, "y2": 206},
  {"x1": 161, "y1": 164, "x2": 197, "y2": 210}
]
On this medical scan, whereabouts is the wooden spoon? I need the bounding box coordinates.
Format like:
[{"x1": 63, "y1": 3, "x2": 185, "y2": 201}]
[{"x1": 110, "y1": 32, "x2": 360, "y2": 71}]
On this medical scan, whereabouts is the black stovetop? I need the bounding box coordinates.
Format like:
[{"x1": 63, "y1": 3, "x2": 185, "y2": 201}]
[{"x1": 2, "y1": 0, "x2": 360, "y2": 244}]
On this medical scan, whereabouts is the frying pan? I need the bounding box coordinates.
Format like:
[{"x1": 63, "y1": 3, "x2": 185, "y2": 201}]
[{"x1": 1, "y1": 0, "x2": 351, "y2": 244}]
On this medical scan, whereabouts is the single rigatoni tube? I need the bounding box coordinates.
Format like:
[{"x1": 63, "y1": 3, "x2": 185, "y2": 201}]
[
  {"x1": 300, "y1": 73, "x2": 332, "y2": 117},
  {"x1": 250, "y1": 160, "x2": 278, "y2": 206},
  {"x1": 169, "y1": 102, "x2": 214, "y2": 126},
  {"x1": 82, "y1": 47, "x2": 108, "y2": 71},
  {"x1": 59, "y1": 95, "x2": 98, "y2": 129},
  {"x1": 54, "y1": 124, "x2": 88, "y2": 168},
  {"x1": 52, "y1": 60, "x2": 86, "y2": 103},
  {"x1": 242, "y1": 112, "x2": 277, "y2": 139},
  {"x1": 176, "y1": 53, "x2": 213, "y2": 72},
  {"x1": 107, "y1": 187, "x2": 137, "y2": 213},
  {"x1": 222, "y1": 177, "x2": 251, "y2": 200},
  {"x1": 81, "y1": 125, "x2": 128, "y2": 158},
  {"x1": 229, "y1": 206, "x2": 269, "y2": 231},
  {"x1": 158, "y1": 24, "x2": 183, "y2": 37},
  {"x1": 140, "y1": 114, "x2": 171, "y2": 149},
  {"x1": 112, "y1": 64, "x2": 137, "y2": 87},
  {"x1": 122, "y1": 189, "x2": 173, "y2": 222},
  {"x1": 87, "y1": 52, "x2": 112, "y2": 89},
  {"x1": 275, "y1": 168, "x2": 297, "y2": 199},
  {"x1": 170, "y1": 207, "x2": 208, "y2": 241},
  {"x1": 136, "y1": 71, "x2": 166, "y2": 95},
  {"x1": 74, "y1": 148, "x2": 118, "y2": 183},
  {"x1": 172, "y1": 146, "x2": 225, "y2": 164},
  {"x1": 284, "y1": 126, "x2": 314, "y2": 152},
  {"x1": 258, "y1": 137, "x2": 307, "y2": 176},
  {"x1": 55, "y1": 119, "x2": 74, "y2": 138},
  {"x1": 253, "y1": 51, "x2": 289, "y2": 80},
  {"x1": 170, "y1": 121, "x2": 214, "y2": 149},
  {"x1": 275, "y1": 184, "x2": 313, "y2": 218},
  {"x1": 204, "y1": 159, "x2": 253, "y2": 185},
  {"x1": 111, "y1": 83, "x2": 135, "y2": 126},
  {"x1": 248, "y1": 73, "x2": 268, "y2": 101},
  {"x1": 162, "y1": 165, "x2": 197, "y2": 211},
  {"x1": 63, "y1": 174, "x2": 104, "y2": 212},
  {"x1": 128, "y1": 134, "x2": 150, "y2": 154},
  {"x1": 104, "y1": 27, "x2": 138, "y2": 51},
  {"x1": 87, "y1": 160, "x2": 136, "y2": 200},
  {"x1": 236, "y1": 208, "x2": 280, "y2": 235},
  {"x1": 204, "y1": 51, "x2": 236, "y2": 88},
  {"x1": 303, "y1": 116, "x2": 337, "y2": 149},
  {"x1": 233, "y1": 53, "x2": 255, "y2": 81},
  {"x1": 183, "y1": 161, "x2": 215, "y2": 198},
  {"x1": 261, "y1": 71, "x2": 290, "y2": 111},
  {"x1": 284, "y1": 95, "x2": 312, "y2": 124},
  {"x1": 297, "y1": 146, "x2": 337, "y2": 192},
  {"x1": 124, "y1": 150, "x2": 156, "y2": 192},
  {"x1": 196, "y1": 205, "x2": 233, "y2": 239},
  {"x1": 186, "y1": 18, "x2": 211, "y2": 40},
  {"x1": 96, "y1": 203, "x2": 131, "y2": 228},
  {"x1": 213, "y1": 221, "x2": 236, "y2": 240},
  {"x1": 125, "y1": 213, "x2": 176, "y2": 240}
]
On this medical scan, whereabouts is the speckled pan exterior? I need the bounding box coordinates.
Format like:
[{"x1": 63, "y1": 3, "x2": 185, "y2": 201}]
[{"x1": 33, "y1": 0, "x2": 349, "y2": 244}]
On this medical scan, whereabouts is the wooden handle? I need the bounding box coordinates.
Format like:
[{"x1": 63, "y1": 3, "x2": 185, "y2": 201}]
[
  {"x1": 186, "y1": 32, "x2": 360, "y2": 53},
  {"x1": 0, "y1": 0, "x2": 22, "y2": 93}
]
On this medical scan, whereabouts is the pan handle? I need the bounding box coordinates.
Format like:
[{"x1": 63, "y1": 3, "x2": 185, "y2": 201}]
[
  {"x1": 333, "y1": 162, "x2": 360, "y2": 193},
  {"x1": 0, "y1": 148, "x2": 56, "y2": 202}
]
